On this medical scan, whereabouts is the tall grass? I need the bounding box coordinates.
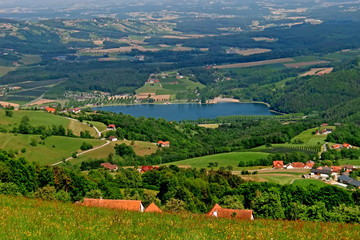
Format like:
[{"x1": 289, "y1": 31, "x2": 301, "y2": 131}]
[{"x1": 1, "y1": 195, "x2": 359, "y2": 240}]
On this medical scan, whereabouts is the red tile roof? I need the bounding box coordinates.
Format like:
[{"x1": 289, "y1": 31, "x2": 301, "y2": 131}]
[
  {"x1": 273, "y1": 161, "x2": 284, "y2": 168},
  {"x1": 108, "y1": 124, "x2": 116, "y2": 128},
  {"x1": 141, "y1": 166, "x2": 154, "y2": 172},
  {"x1": 332, "y1": 144, "x2": 341, "y2": 149},
  {"x1": 290, "y1": 162, "x2": 306, "y2": 168},
  {"x1": 306, "y1": 162, "x2": 315, "y2": 168},
  {"x1": 207, "y1": 204, "x2": 253, "y2": 220},
  {"x1": 45, "y1": 107, "x2": 56, "y2": 113},
  {"x1": 100, "y1": 162, "x2": 118, "y2": 170},
  {"x1": 343, "y1": 143, "x2": 351, "y2": 148},
  {"x1": 144, "y1": 203, "x2": 162, "y2": 213},
  {"x1": 331, "y1": 166, "x2": 342, "y2": 172},
  {"x1": 82, "y1": 198, "x2": 143, "y2": 212}
]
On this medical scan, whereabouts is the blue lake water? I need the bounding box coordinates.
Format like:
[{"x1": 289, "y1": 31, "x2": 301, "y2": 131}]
[{"x1": 93, "y1": 102, "x2": 275, "y2": 121}]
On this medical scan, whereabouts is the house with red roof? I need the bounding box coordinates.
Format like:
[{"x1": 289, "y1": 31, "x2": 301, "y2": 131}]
[
  {"x1": 157, "y1": 140, "x2": 170, "y2": 147},
  {"x1": 144, "y1": 203, "x2": 162, "y2": 213},
  {"x1": 107, "y1": 124, "x2": 116, "y2": 130},
  {"x1": 286, "y1": 162, "x2": 306, "y2": 169},
  {"x1": 82, "y1": 198, "x2": 144, "y2": 212},
  {"x1": 108, "y1": 136, "x2": 118, "y2": 142},
  {"x1": 207, "y1": 204, "x2": 254, "y2": 220},
  {"x1": 332, "y1": 144, "x2": 341, "y2": 149},
  {"x1": 100, "y1": 162, "x2": 118, "y2": 171},
  {"x1": 305, "y1": 161, "x2": 315, "y2": 169},
  {"x1": 342, "y1": 143, "x2": 352, "y2": 149},
  {"x1": 45, "y1": 107, "x2": 56, "y2": 113},
  {"x1": 141, "y1": 165, "x2": 154, "y2": 172},
  {"x1": 272, "y1": 161, "x2": 284, "y2": 169},
  {"x1": 331, "y1": 166, "x2": 342, "y2": 173}
]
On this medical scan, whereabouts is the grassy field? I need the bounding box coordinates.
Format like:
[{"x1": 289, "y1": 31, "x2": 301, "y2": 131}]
[
  {"x1": 290, "y1": 126, "x2": 335, "y2": 145},
  {"x1": 75, "y1": 139, "x2": 158, "y2": 164},
  {"x1": 0, "y1": 66, "x2": 13, "y2": 77},
  {"x1": 0, "y1": 133, "x2": 105, "y2": 164},
  {"x1": 19, "y1": 54, "x2": 42, "y2": 65},
  {"x1": 164, "y1": 152, "x2": 269, "y2": 170},
  {"x1": 292, "y1": 179, "x2": 328, "y2": 188},
  {"x1": 86, "y1": 120, "x2": 108, "y2": 132},
  {"x1": 339, "y1": 159, "x2": 360, "y2": 166},
  {"x1": 0, "y1": 110, "x2": 98, "y2": 137},
  {"x1": 1, "y1": 195, "x2": 359, "y2": 240}
]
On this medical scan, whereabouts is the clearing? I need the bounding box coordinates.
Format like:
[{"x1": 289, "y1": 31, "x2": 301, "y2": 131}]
[
  {"x1": 300, "y1": 68, "x2": 333, "y2": 76},
  {"x1": 226, "y1": 48, "x2": 272, "y2": 56},
  {"x1": 284, "y1": 61, "x2": 330, "y2": 68}
]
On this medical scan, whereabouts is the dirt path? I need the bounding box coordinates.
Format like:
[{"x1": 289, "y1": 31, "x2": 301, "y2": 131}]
[{"x1": 51, "y1": 140, "x2": 110, "y2": 166}]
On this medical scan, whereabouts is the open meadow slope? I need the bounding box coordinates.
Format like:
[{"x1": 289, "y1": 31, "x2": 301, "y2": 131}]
[
  {"x1": 0, "y1": 195, "x2": 359, "y2": 240},
  {"x1": 164, "y1": 152, "x2": 269, "y2": 170},
  {"x1": 0, "y1": 133, "x2": 105, "y2": 165},
  {"x1": 0, "y1": 110, "x2": 98, "y2": 137}
]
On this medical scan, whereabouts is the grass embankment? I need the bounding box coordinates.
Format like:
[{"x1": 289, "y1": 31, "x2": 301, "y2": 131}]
[
  {"x1": 0, "y1": 110, "x2": 98, "y2": 137},
  {"x1": 292, "y1": 179, "x2": 329, "y2": 188},
  {"x1": 0, "y1": 133, "x2": 105, "y2": 165},
  {"x1": 0, "y1": 195, "x2": 359, "y2": 240},
  {"x1": 164, "y1": 152, "x2": 270, "y2": 170}
]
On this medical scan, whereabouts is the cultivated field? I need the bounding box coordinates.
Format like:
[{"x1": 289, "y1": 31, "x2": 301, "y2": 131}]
[
  {"x1": 284, "y1": 61, "x2": 330, "y2": 68},
  {"x1": 290, "y1": 126, "x2": 335, "y2": 145},
  {"x1": 300, "y1": 67, "x2": 334, "y2": 76},
  {"x1": 1, "y1": 195, "x2": 359, "y2": 240},
  {"x1": 164, "y1": 152, "x2": 270, "y2": 170},
  {"x1": 214, "y1": 58, "x2": 294, "y2": 69},
  {"x1": 227, "y1": 48, "x2": 272, "y2": 56},
  {"x1": 292, "y1": 179, "x2": 328, "y2": 188}
]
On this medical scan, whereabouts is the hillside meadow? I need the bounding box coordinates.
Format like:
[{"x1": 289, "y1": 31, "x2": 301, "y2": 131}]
[
  {"x1": 0, "y1": 110, "x2": 98, "y2": 137},
  {"x1": 0, "y1": 133, "x2": 105, "y2": 165},
  {"x1": 0, "y1": 195, "x2": 359, "y2": 240},
  {"x1": 164, "y1": 152, "x2": 270, "y2": 170}
]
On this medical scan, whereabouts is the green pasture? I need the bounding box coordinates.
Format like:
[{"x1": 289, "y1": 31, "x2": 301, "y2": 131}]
[
  {"x1": 164, "y1": 152, "x2": 269, "y2": 170},
  {"x1": 0, "y1": 133, "x2": 105, "y2": 165},
  {"x1": 292, "y1": 179, "x2": 328, "y2": 188}
]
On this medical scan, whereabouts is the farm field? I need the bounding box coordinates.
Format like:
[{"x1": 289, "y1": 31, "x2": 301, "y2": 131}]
[
  {"x1": 0, "y1": 66, "x2": 13, "y2": 77},
  {"x1": 290, "y1": 126, "x2": 335, "y2": 145},
  {"x1": 75, "y1": 139, "x2": 158, "y2": 164},
  {"x1": 19, "y1": 54, "x2": 42, "y2": 65},
  {"x1": 292, "y1": 179, "x2": 328, "y2": 188},
  {"x1": 164, "y1": 152, "x2": 270, "y2": 170},
  {"x1": 284, "y1": 61, "x2": 330, "y2": 68},
  {"x1": 0, "y1": 133, "x2": 105, "y2": 164},
  {"x1": 239, "y1": 168, "x2": 309, "y2": 185},
  {"x1": 1, "y1": 195, "x2": 359, "y2": 240},
  {"x1": 214, "y1": 58, "x2": 294, "y2": 69},
  {"x1": 0, "y1": 110, "x2": 97, "y2": 137},
  {"x1": 338, "y1": 159, "x2": 360, "y2": 166}
]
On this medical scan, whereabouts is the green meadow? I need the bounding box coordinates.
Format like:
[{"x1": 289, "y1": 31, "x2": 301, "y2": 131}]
[
  {"x1": 164, "y1": 152, "x2": 269, "y2": 170},
  {"x1": 0, "y1": 195, "x2": 359, "y2": 240},
  {"x1": 0, "y1": 133, "x2": 105, "y2": 165}
]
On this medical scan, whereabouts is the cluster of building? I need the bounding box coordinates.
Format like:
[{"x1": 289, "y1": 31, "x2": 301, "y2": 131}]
[
  {"x1": 81, "y1": 198, "x2": 254, "y2": 220},
  {"x1": 272, "y1": 160, "x2": 315, "y2": 169},
  {"x1": 315, "y1": 128, "x2": 333, "y2": 135},
  {"x1": 332, "y1": 143, "x2": 352, "y2": 149}
]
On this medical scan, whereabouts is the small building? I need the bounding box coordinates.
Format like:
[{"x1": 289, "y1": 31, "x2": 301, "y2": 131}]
[
  {"x1": 272, "y1": 161, "x2": 284, "y2": 169},
  {"x1": 331, "y1": 166, "x2": 342, "y2": 173},
  {"x1": 100, "y1": 162, "x2": 118, "y2": 171},
  {"x1": 305, "y1": 161, "x2": 315, "y2": 169},
  {"x1": 349, "y1": 180, "x2": 360, "y2": 189},
  {"x1": 321, "y1": 123, "x2": 328, "y2": 127},
  {"x1": 158, "y1": 141, "x2": 170, "y2": 147},
  {"x1": 286, "y1": 162, "x2": 306, "y2": 169},
  {"x1": 343, "y1": 165, "x2": 355, "y2": 171},
  {"x1": 82, "y1": 198, "x2": 144, "y2": 212},
  {"x1": 107, "y1": 124, "x2": 116, "y2": 130},
  {"x1": 45, "y1": 107, "x2": 56, "y2": 113},
  {"x1": 141, "y1": 165, "x2": 154, "y2": 172},
  {"x1": 108, "y1": 136, "x2": 118, "y2": 142},
  {"x1": 342, "y1": 143, "x2": 352, "y2": 149},
  {"x1": 207, "y1": 204, "x2": 254, "y2": 220},
  {"x1": 144, "y1": 203, "x2": 162, "y2": 213},
  {"x1": 332, "y1": 144, "x2": 342, "y2": 149},
  {"x1": 311, "y1": 167, "x2": 332, "y2": 175},
  {"x1": 69, "y1": 108, "x2": 81, "y2": 114},
  {"x1": 338, "y1": 175, "x2": 353, "y2": 184}
]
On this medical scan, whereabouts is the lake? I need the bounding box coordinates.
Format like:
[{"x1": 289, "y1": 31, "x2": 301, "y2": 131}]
[{"x1": 93, "y1": 102, "x2": 275, "y2": 121}]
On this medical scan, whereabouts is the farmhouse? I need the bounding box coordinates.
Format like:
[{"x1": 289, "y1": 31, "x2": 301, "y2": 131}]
[
  {"x1": 81, "y1": 198, "x2": 162, "y2": 213},
  {"x1": 100, "y1": 162, "x2": 118, "y2": 171},
  {"x1": 158, "y1": 141, "x2": 170, "y2": 147},
  {"x1": 107, "y1": 124, "x2": 116, "y2": 130},
  {"x1": 108, "y1": 136, "x2": 118, "y2": 141},
  {"x1": 45, "y1": 107, "x2": 56, "y2": 113},
  {"x1": 144, "y1": 203, "x2": 162, "y2": 213},
  {"x1": 285, "y1": 162, "x2": 306, "y2": 169},
  {"x1": 207, "y1": 204, "x2": 254, "y2": 220},
  {"x1": 82, "y1": 198, "x2": 144, "y2": 212},
  {"x1": 272, "y1": 161, "x2": 284, "y2": 169},
  {"x1": 68, "y1": 108, "x2": 81, "y2": 114}
]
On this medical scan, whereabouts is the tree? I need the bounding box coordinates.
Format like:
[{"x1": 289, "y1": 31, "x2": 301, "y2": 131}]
[
  {"x1": 5, "y1": 110, "x2": 13, "y2": 117},
  {"x1": 252, "y1": 191, "x2": 285, "y2": 219},
  {"x1": 163, "y1": 198, "x2": 187, "y2": 212}
]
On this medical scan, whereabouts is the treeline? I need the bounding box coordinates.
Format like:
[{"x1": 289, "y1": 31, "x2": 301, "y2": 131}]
[
  {"x1": 1, "y1": 152, "x2": 359, "y2": 223},
  {"x1": 326, "y1": 125, "x2": 360, "y2": 147}
]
